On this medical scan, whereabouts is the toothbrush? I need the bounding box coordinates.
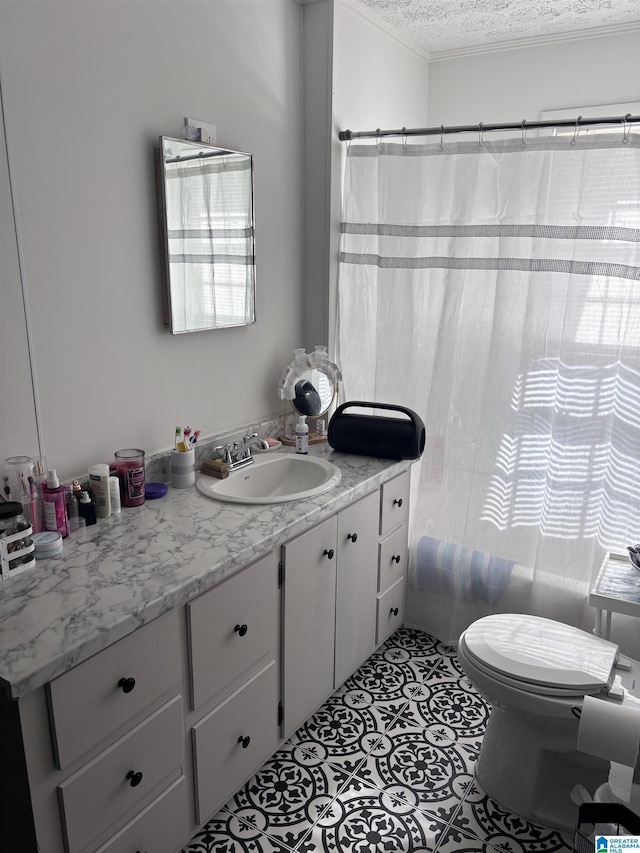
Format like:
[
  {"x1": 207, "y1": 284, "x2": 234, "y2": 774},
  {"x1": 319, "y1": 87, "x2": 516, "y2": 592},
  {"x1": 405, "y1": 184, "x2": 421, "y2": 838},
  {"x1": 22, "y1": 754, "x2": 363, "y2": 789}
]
[
  {"x1": 175, "y1": 426, "x2": 189, "y2": 453},
  {"x1": 190, "y1": 429, "x2": 201, "y2": 447}
]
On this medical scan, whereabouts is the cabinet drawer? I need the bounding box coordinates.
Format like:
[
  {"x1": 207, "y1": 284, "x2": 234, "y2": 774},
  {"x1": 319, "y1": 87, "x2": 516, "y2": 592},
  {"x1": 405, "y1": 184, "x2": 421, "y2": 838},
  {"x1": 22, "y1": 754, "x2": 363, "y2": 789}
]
[
  {"x1": 380, "y1": 471, "x2": 410, "y2": 535},
  {"x1": 378, "y1": 525, "x2": 407, "y2": 592},
  {"x1": 376, "y1": 577, "x2": 405, "y2": 645},
  {"x1": 58, "y1": 695, "x2": 183, "y2": 853},
  {"x1": 48, "y1": 609, "x2": 181, "y2": 769},
  {"x1": 188, "y1": 552, "x2": 278, "y2": 710},
  {"x1": 193, "y1": 660, "x2": 278, "y2": 824},
  {"x1": 95, "y1": 775, "x2": 188, "y2": 853}
]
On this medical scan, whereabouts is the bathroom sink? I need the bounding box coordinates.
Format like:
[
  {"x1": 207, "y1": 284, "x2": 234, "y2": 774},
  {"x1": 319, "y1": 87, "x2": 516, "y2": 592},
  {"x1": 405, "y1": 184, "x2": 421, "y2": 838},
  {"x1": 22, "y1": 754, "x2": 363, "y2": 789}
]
[{"x1": 196, "y1": 453, "x2": 342, "y2": 504}]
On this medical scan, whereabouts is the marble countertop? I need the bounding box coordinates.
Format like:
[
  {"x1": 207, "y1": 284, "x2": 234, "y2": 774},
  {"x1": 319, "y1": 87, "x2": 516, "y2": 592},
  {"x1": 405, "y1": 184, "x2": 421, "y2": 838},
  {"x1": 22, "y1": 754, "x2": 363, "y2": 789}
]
[{"x1": 0, "y1": 447, "x2": 410, "y2": 700}]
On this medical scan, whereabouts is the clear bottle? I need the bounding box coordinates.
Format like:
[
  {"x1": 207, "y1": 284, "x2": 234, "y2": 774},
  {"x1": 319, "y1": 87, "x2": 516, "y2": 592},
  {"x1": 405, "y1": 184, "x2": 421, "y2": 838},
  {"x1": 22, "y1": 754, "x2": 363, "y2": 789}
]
[
  {"x1": 295, "y1": 415, "x2": 309, "y2": 454},
  {"x1": 65, "y1": 484, "x2": 80, "y2": 532},
  {"x1": 42, "y1": 470, "x2": 68, "y2": 538}
]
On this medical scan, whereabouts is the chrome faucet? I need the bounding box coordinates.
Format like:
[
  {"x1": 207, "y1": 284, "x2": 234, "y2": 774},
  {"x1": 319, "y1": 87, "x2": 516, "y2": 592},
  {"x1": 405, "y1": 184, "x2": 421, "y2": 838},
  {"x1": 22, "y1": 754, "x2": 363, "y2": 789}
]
[
  {"x1": 213, "y1": 433, "x2": 269, "y2": 472},
  {"x1": 234, "y1": 432, "x2": 269, "y2": 461}
]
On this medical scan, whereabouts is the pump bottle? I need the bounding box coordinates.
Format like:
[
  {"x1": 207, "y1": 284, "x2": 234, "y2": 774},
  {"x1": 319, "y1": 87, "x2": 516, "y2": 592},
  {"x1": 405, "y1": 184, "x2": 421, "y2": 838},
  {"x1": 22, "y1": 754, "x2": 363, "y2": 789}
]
[{"x1": 295, "y1": 415, "x2": 309, "y2": 454}]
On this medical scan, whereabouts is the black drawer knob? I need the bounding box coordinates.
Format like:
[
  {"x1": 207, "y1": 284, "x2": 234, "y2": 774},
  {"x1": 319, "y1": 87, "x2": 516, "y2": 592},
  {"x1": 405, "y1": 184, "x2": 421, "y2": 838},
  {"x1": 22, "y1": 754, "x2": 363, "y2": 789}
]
[
  {"x1": 237, "y1": 735, "x2": 251, "y2": 749},
  {"x1": 347, "y1": 532, "x2": 358, "y2": 543},
  {"x1": 234, "y1": 623, "x2": 248, "y2": 637},
  {"x1": 393, "y1": 498, "x2": 403, "y2": 507},
  {"x1": 126, "y1": 770, "x2": 143, "y2": 787},
  {"x1": 118, "y1": 677, "x2": 136, "y2": 694},
  {"x1": 390, "y1": 607, "x2": 399, "y2": 617},
  {"x1": 392, "y1": 554, "x2": 401, "y2": 564},
  {"x1": 323, "y1": 548, "x2": 335, "y2": 560}
]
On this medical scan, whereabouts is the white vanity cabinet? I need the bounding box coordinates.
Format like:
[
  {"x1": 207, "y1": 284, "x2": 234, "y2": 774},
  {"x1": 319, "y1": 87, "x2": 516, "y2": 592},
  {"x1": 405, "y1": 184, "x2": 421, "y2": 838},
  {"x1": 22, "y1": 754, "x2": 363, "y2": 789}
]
[
  {"x1": 282, "y1": 473, "x2": 410, "y2": 738},
  {"x1": 281, "y1": 514, "x2": 339, "y2": 737},
  {"x1": 13, "y1": 609, "x2": 188, "y2": 853},
  {"x1": 186, "y1": 551, "x2": 280, "y2": 824},
  {"x1": 4, "y1": 461, "x2": 411, "y2": 853},
  {"x1": 376, "y1": 471, "x2": 410, "y2": 643},
  {"x1": 334, "y1": 490, "x2": 380, "y2": 687}
]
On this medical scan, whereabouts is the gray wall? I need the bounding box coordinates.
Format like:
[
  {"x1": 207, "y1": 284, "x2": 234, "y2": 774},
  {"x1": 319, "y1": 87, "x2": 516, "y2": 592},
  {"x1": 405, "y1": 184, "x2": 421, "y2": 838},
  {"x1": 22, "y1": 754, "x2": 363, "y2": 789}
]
[
  {"x1": 0, "y1": 0, "x2": 304, "y2": 479},
  {"x1": 428, "y1": 29, "x2": 640, "y2": 125}
]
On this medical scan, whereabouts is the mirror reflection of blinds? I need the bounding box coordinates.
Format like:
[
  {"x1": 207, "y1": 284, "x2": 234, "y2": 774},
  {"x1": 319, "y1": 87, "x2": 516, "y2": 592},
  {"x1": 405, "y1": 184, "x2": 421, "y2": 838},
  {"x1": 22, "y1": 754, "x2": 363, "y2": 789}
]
[{"x1": 165, "y1": 159, "x2": 253, "y2": 328}]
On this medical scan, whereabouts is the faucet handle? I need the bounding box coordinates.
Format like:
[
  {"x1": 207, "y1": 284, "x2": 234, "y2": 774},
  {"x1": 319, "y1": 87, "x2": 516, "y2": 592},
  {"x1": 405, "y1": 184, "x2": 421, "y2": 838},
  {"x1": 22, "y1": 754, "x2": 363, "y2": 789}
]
[{"x1": 213, "y1": 444, "x2": 234, "y2": 464}]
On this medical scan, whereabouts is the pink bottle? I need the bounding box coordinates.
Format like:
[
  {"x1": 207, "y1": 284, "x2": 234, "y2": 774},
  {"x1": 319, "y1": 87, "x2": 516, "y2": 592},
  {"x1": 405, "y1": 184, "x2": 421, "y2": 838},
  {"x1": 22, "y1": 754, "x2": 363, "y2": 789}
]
[{"x1": 42, "y1": 469, "x2": 69, "y2": 538}]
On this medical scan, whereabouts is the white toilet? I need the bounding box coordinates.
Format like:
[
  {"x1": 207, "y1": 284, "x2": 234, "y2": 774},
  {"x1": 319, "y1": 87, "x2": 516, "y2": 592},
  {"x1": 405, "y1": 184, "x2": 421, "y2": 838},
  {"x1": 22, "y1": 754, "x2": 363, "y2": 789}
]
[{"x1": 457, "y1": 613, "x2": 640, "y2": 834}]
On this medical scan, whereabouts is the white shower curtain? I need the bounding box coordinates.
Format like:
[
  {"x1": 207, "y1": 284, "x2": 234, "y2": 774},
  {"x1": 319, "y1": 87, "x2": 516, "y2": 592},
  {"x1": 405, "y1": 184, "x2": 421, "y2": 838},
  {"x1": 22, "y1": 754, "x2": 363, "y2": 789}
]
[{"x1": 337, "y1": 133, "x2": 640, "y2": 652}]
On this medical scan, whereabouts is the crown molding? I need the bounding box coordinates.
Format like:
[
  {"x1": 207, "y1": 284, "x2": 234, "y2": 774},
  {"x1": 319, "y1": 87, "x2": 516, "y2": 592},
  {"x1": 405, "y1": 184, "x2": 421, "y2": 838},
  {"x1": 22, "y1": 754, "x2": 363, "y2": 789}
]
[
  {"x1": 294, "y1": 1, "x2": 638, "y2": 63},
  {"x1": 431, "y1": 20, "x2": 640, "y2": 62}
]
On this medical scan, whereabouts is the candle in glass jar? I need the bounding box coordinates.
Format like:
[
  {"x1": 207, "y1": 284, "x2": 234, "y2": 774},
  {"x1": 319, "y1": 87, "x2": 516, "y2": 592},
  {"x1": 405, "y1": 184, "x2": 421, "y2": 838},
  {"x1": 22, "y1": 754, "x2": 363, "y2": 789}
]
[{"x1": 114, "y1": 449, "x2": 145, "y2": 507}]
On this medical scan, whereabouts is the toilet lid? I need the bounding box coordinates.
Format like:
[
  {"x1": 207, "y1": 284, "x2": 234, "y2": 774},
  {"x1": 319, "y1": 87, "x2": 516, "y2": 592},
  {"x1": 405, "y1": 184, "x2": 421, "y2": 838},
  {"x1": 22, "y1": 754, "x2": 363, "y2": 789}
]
[{"x1": 462, "y1": 614, "x2": 618, "y2": 690}]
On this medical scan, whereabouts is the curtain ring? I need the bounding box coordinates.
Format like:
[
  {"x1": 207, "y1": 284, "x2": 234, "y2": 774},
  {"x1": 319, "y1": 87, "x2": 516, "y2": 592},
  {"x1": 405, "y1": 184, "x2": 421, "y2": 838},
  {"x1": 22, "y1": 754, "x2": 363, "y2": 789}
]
[
  {"x1": 521, "y1": 119, "x2": 527, "y2": 148},
  {"x1": 401, "y1": 127, "x2": 407, "y2": 151},
  {"x1": 478, "y1": 122, "x2": 484, "y2": 148},
  {"x1": 375, "y1": 128, "x2": 381, "y2": 149},
  {"x1": 571, "y1": 115, "x2": 582, "y2": 145},
  {"x1": 440, "y1": 124, "x2": 445, "y2": 150},
  {"x1": 622, "y1": 112, "x2": 631, "y2": 145}
]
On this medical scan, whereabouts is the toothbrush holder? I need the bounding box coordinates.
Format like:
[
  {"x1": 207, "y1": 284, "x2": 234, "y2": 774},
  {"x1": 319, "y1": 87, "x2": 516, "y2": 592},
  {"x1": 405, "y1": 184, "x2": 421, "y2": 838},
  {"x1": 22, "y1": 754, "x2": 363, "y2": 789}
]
[{"x1": 170, "y1": 449, "x2": 196, "y2": 489}]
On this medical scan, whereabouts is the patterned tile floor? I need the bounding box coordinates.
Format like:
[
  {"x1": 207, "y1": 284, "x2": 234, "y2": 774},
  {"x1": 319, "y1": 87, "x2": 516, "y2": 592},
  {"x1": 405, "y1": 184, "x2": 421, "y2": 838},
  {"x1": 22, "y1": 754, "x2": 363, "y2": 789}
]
[{"x1": 183, "y1": 627, "x2": 573, "y2": 853}]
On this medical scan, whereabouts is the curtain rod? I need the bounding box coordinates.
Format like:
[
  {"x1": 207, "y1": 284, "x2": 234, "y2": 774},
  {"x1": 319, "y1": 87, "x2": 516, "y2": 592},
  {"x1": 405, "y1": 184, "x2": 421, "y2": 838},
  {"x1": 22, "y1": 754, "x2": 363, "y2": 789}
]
[{"x1": 338, "y1": 113, "x2": 640, "y2": 142}]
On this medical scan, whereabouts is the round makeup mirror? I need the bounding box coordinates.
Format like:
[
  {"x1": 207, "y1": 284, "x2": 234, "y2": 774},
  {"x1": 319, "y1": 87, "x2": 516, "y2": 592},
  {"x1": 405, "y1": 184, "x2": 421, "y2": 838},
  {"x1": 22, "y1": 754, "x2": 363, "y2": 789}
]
[{"x1": 278, "y1": 347, "x2": 341, "y2": 443}]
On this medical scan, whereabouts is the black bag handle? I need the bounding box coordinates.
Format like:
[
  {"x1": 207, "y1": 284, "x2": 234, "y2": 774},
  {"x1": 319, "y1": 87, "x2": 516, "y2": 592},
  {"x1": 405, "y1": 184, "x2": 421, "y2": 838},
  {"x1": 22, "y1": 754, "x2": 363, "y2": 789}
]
[{"x1": 332, "y1": 401, "x2": 421, "y2": 426}]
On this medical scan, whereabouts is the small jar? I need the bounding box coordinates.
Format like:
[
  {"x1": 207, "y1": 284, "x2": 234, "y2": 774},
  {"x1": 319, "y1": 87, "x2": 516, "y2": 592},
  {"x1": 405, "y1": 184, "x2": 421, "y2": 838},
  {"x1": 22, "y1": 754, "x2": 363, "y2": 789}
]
[{"x1": 0, "y1": 501, "x2": 33, "y2": 570}]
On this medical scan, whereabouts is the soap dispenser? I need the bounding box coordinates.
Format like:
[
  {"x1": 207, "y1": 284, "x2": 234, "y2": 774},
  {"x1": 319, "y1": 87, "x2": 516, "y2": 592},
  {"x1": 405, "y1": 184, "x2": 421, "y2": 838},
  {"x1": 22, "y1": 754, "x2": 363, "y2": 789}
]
[{"x1": 295, "y1": 415, "x2": 309, "y2": 454}]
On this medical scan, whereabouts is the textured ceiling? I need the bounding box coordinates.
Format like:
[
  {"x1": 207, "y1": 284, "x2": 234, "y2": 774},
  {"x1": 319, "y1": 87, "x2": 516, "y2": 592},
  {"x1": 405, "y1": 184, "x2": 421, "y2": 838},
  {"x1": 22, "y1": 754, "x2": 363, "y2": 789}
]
[{"x1": 355, "y1": 0, "x2": 640, "y2": 54}]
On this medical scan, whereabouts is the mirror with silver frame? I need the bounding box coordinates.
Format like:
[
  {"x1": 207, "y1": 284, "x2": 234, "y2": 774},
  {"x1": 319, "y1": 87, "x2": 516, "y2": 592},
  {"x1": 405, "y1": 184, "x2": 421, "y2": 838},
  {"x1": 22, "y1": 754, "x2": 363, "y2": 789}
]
[{"x1": 155, "y1": 136, "x2": 256, "y2": 333}]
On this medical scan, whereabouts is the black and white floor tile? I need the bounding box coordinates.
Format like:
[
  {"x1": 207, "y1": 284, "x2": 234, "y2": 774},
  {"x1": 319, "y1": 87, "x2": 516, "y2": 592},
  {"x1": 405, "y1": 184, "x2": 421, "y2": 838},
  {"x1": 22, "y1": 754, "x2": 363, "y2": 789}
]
[{"x1": 183, "y1": 627, "x2": 573, "y2": 853}]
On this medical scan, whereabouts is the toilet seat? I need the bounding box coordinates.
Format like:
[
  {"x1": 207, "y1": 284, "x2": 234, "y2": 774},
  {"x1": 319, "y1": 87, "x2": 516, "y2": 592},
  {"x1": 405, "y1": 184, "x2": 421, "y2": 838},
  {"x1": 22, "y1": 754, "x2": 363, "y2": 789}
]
[{"x1": 461, "y1": 614, "x2": 618, "y2": 695}]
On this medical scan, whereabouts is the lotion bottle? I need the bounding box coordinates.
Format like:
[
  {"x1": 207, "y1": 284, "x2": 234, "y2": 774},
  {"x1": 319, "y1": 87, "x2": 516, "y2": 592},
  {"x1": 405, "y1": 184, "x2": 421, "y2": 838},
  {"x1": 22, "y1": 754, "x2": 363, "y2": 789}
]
[
  {"x1": 295, "y1": 415, "x2": 309, "y2": 454},
  {"x1": 109, "y1": 476, "x2": 121, "y2": 515},
  {"x1": 88, "y1": 464, "x2": 111, "y2": 518},
  {"x1": 43, "y1": 469, "x2": 69, "y2": 538}
]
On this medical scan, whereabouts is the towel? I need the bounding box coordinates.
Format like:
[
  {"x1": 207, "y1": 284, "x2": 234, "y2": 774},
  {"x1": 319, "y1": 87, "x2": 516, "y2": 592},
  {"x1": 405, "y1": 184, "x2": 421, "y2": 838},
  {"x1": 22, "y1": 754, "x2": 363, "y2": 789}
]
[{"x1": 415, "y1": 535, "x2": 514, "y2": 605}]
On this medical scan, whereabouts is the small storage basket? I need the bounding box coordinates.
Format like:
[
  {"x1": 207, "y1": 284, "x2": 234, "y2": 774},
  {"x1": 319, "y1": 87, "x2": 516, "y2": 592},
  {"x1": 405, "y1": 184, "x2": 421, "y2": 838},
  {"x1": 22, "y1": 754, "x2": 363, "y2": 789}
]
[{"x1": 0, "y1": 524, "x2": 35, "y2": 580}]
